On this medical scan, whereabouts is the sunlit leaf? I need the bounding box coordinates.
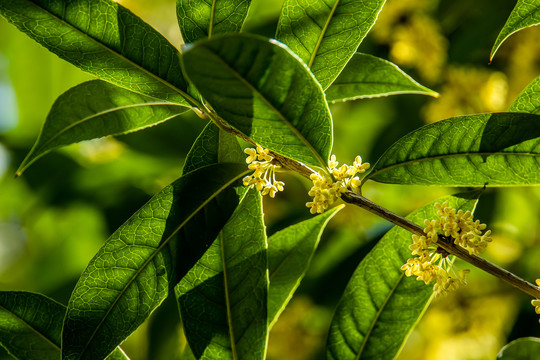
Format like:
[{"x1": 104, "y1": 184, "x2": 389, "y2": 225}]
[
  {"x1": 0, "y1": 0, "x2": 191, "y2": 104},
  {"x1": 497, "y1": 337, "x2": 540, "y2": 359},
  {"x1": 509, "y1": 76, "x2": 540, "y2": 114},
  {"x1": 365, "y1": 113, "x2": 540, "y2": 186},
  {"x1": 177, "y1": 0, "x2": 252, "y2": 43},
  {"x1": 326, "y1": 192, "x2": 480, "y2": 360},
  {"x1": 325, "y1": 53, "x2": 437, "y2": 103},
  {"x1": 182, "y1": 33, "x2": 333, "y2": 169},
  {"x1": 176, "y1": 189, "x2": 268, "y2": 360},
  {"x1": 16, "y1": 80, "x2": 189, "y2": 176},
  {"x1": 268, "y1": 205, "x2": 343, "y2": 328},
  {"x1": 62, "y1": 163, "x2": 250, "y2": 360},
  {"x1": 491, "y1": 0, "x2": 540, "y2": 60},
  {"x1": 276, "y1": 0, "x2": 386, "y2": 89},
  {"x1": 0, "y1": 291, "x2": 128, "y2": 360}
]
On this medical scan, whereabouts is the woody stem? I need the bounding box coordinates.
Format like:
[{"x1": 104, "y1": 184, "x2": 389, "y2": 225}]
[{"x1": 341, "y1": 191, "x2": 540, "y2": 299}]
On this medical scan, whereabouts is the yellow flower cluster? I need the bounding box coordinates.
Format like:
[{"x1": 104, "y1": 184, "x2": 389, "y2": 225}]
[
  {"x1": 401, "y1": 202, "x2": 492, "y2": 296},
  {"x1": 242, "y1": 146, "x2": 285, "y2": 198},
  {"x1": 306, "y1": 155, "x2": 370, "y2": 214},
  {"x1": 532, "y1": 279, "x2": 540, "y2": 323}
]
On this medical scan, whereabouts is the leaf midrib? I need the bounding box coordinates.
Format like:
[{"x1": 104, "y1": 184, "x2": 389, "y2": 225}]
[
  {"x1": 209, "y1": 0, "x2": 217, "y2": 37},
  {"x1": 76, "y1": 167, "x2": 251, "y2": 359},
  {"x1": 355, "y1": 273, "x2": 403, "y2": 360},
  {"x1": 23, "y1": 0, "x2": 194, "y2": 105},
  {"x1": 220, "y1": 231, "x2": 239, "y2": 360},
  {"x1": 35, "y1": 101, "x2": 187, "y2": 154},
  {"x1": 367, "y1": 151, "x2": 539, "y2": 180},
  {"x1": 330, "y1": 81, "x2": 422, "y2": 88},
  {"x1": 0, "y1": 303, "x2": 60, "y2": 352},
  {"x1": 308, "y1": 0, "x2": 340, "y2": 69},
  {"x1": 202, "y1": 45, "x2": 327, "y2": 168}
]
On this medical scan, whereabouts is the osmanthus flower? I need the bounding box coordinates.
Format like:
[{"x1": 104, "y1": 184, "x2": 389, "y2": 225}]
[
  {"x1": 532, "y1": 279, "x2": 540, "y2": 323},
  {"x1": 306, "y1": 155, "x2": 370, "y2": 214},
  {"x1": 401, "y1": 202, "x2": 492, "y2": 296},
  {"x1": 242, "y1": 145, "x2": 285, "y2": 198}
]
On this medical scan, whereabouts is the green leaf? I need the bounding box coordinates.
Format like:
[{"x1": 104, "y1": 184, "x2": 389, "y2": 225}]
[
  {"x1": 325, "y1": 53, "x2": 438, "y2": 103},
  {"x1": 267, "y1": 205, "x2": 343, "y2": 328},
  {"x1": 16, "y1": 80, "x2": 189, "y2": 176},
  {"x1": 0, "y1": 0, "x2": 191, "y2": 104},
  {"x1": 62, "y1": 163, "x2": 250, "y2": 360},
  {"x1": 176, "y1": 189, "x2": 268, "y2": 360},
  {"x1": 276, "y1": 0, "x2": 386, "y2": 90},
  {"x1": 497, "y1": 337, "x2": 540, "y2": 360},
  {"x1": 509, "y1": 76, "x2": 540, "y2": 114},
  {"x1": 181, "y1": 33, "x2": 333, "y2": 169},
  {"x1": 0, "y1": 291, "x2": 128, "y2": 360},
  {"x1": 177, "y1": 0, "x2": 252, "y2": 44},
  {"x1": 183, "y1": 121, "x2": 245, "y2": 175},
  {"x1": 326, "y1": 192, "x2": 480, "y2": 360},
  {"x1": 365, "y1": 112, "x2": 540, "y2": 186},
  {"x1": 491, "y1": 0, "x2": 540, "y2": 61}
]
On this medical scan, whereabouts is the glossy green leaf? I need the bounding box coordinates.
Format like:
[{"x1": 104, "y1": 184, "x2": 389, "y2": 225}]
[
  {"x1": 0, "y1": 291, "x2": 128, "y2": 360},
  {"x1": 491, "y1": 0, "x2": 540, "y2": 60},
  {"x1": 182, "y1": 33, "x2": 333, "y2": 169},
  {"x1": 509, "y1": 76, "x2": 540, "y2": 114},
  {"x1": 0, "y1": 0, "x2": 191, "y2": 104},
  {"x1": 497, "y1": 337, "x2": 540, "y2": 360},
  {"x1": 183, "y1": 121, "x2": 245, "y2": 175},
  {"x1": 62, "y1": 163, "x2": 250, "y2": 360},
  {"x1": 16, "y1": 80, "x2": 189, "y2": 176},
  {"x1": 176, "y1": 189, "x2": 268, "y2": 360},
  {"x1": 325, "y1": 53, "x2": 438, "y2": 103},
  {"x1": 176, "y1": 121, "x2": 247, "y2": 289},
  {"x1": 326, "y1": 192, "x2": 480, "y2": 360},
  {"x1": 365, "y1": 113, "x2": 540, "y2": 186},
  {"x1": 268, "y1": 205, "x2": 343, "y2": 328},
  {"x1": 177, "y1": 0, "x2": 252, "y2": 43},
  {"x1": 276, "y1": 0, "x2": 386, "y2": 90}
]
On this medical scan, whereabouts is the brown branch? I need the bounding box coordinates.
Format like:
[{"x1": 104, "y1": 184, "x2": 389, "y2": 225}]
[
  {"x1": 206, "y1": 109, "x2": 540, "y2": 299},
  {"x1": 342, "y1": 191, "x2": 540, "y2": 299}
]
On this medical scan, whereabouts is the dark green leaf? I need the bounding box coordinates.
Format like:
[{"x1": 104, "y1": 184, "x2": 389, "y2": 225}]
[
  {"x1": 509, "y1": 76, "x2": 540, "y2": 114},
  {"x1": 62, "y1": 163, "x2": 250, "y2": 360},
  {"x1": 0, "y1": 291, "x2": 128, "y2": 360},
  {"x1": 0, "y1": 0, "x2": 191, "y2": 104},
  {"x1": 268, "y1": 205, "x2": 343, "y2": 328},
  {"x1": 497, "y1": 337, "x2": 540, "y2": 360},
  {"x1": 177, "y1": 0, "x2": 252, "y2": 43},
  {"x1": 365, "y1": 113, "x2": 540, "y2": 186},
  {"x1": 325, "y1": 53, "x2": 437, "y2": 103},
  {"x1": 491, "y1": 0, "x2": 540, "y2": 60},
  {"x1": 326, "y1": 192, "x2": 480, "y2": 360},
  {"x1": 16, "y1": 80, "x2": 188, "y2": 176},
  {"x1": 183, "y1": 121, "x2": 245, "y2": 175},
  {"x1": 276, "y1": 0, "x2": 386, "y2": 90},
  {"x1": 181, "y1": 33, "x2": 333, "y2": 169},
  {"x1": 176, "y1": 189, "x2": 268, "y2": 360}
]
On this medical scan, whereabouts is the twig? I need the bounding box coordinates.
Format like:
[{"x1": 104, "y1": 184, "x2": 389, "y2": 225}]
[
  {"x1": 342, "y1": 191, "x2": 540, "y2": 299},
  {"x1": 206, "y1": 109, "x2": 540, "y2": 299}
]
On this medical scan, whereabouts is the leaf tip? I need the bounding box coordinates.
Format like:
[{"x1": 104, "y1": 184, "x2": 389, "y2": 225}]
[{"x1": 428, "y1": 90, "x2": 440, "y2": 98}]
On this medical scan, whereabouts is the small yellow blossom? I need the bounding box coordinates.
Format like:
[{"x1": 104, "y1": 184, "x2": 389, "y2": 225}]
[
  {"x1": 306, "y1": 154, "x2": 370, "y2": 214},
  {"x1": 242, "y1": 145, "x2": 284, "y2": 198},
  {"x1": 401, "y1": 202, "x2": 492, "y2": 296},
  {"x1": 532, "y1": 279, "x2": 540, "y2": 323}
]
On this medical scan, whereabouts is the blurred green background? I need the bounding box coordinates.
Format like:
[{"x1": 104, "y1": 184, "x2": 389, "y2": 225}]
[{"x1": 0, "y1": 0, "x2": 539, "y2": 359}]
